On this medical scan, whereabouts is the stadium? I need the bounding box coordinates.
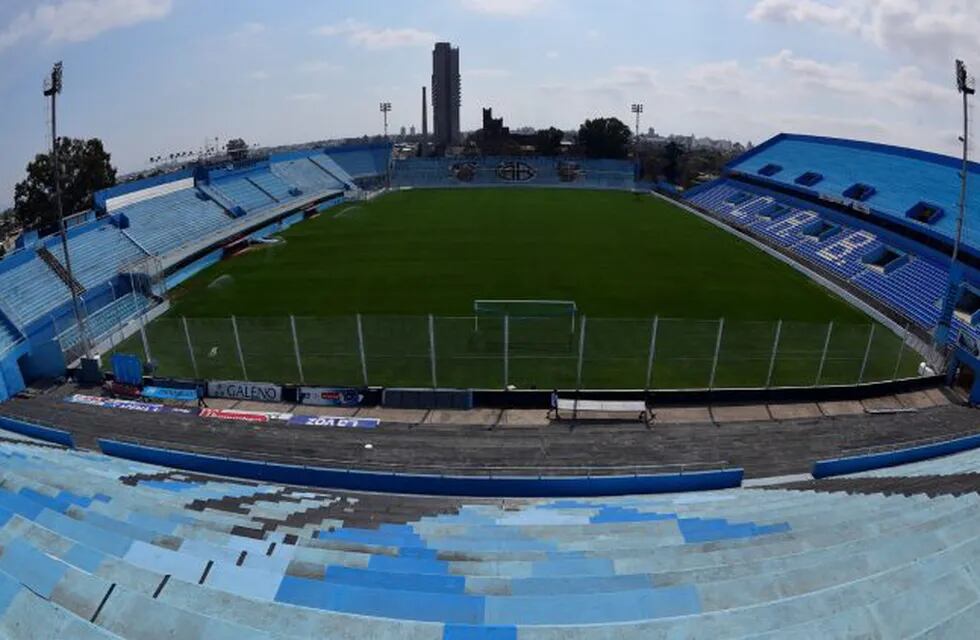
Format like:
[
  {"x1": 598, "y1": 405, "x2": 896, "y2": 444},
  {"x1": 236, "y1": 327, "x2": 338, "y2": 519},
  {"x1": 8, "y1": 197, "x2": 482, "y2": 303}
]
[{"x1": 1, "y1": 24, "x2": 980, "y2": 640}]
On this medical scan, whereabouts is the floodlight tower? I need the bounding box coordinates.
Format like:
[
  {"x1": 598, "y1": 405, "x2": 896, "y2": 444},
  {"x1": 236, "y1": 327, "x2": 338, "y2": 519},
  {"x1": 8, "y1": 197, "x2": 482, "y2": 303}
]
[
  {"x1": 953, "y1": 60, "x2": 975, "y2": 264},
  {"x1": 935, "y1": 60, "x2": 975, "y2": 350},
  {"x1": 380, "y1": 102, "x2": 392, "y2": 139},
  {"x1": 44, "y1": 62, "x2": 90, "y2": 358},
  {"x1": 631, "y1": 103, "x2": 644, "y2": 140}
]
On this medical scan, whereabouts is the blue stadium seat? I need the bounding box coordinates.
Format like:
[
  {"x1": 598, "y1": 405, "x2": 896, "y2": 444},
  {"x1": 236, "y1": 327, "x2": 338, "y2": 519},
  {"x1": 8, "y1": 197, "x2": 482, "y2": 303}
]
[
  {"x1": 117, "y1": 188, "x2": 232, "y2": 258},
  {"x1": 211, "y1": 177, "x2": 274, "y2": 213},
  {"x1": 685, "y1": 178, "x2": 953, "y2": 334},
  {"x1": 0, "y1": 254, "x2": 72, "y2": 328},
  {"x1": 47, "y1": 224, "x2": 147, "y2": 291},
  {"x1": 271, "y1": 159, "x2": 344, "y2": 195},
  {"x1": 0, "y1": 433, "x2": 978, "y2": 636}
]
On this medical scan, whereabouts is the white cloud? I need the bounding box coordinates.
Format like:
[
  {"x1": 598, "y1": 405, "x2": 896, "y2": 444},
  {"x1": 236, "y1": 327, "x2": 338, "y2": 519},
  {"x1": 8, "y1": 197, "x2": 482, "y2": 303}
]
[
  {"x1": 468, "y1": 68, "x2": 511, "y2": 78},
  {"x1": 0, "y1": 0, "x2": 172, "y2": 51},
  {"x1": 545, "y1": 50, "x2": 559, "y2": 60},
  {"x1": 749, "y1": 0, "x2": 980, "y2": 64},
  {"x1": 763, "y1": 49, "x2": 948, "y2": 106},
  {"x1": 249, "y1": 70, "x2": 270, "y2": 81},
  {"x1": 315, "y1": 19, "x2": 436, "y2": 50},
  {"x1": 748, "y1": 0, "x2": 861, "y2": 32},
  {"x1": 460, "y1": 0, "x2": 548, "y2": 16}
]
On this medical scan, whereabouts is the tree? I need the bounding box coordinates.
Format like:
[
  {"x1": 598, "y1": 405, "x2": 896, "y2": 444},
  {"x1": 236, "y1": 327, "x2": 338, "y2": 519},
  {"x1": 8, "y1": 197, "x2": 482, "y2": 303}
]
[
  {"x1": 13, "y1": 137, "x2": 116, "y2": 233},
  {"x1": 226, "y1": 138, "x2": 249, "y2": 162},
  {"x1": 577, "y1": 117, "x2": 632, "y2": 159},
  {"x1": 662, "y1": 140, "x2": 685, "y2": 184},
  {"x1": 534, "y1": 127, "x2": 565, "y2": 156}
]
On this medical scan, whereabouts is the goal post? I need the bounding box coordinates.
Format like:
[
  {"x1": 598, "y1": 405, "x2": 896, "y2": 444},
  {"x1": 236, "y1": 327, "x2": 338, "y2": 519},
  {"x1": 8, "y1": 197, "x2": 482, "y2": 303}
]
[{"x1": 473, "y1": 299, "x2": 578, "y2": 333}]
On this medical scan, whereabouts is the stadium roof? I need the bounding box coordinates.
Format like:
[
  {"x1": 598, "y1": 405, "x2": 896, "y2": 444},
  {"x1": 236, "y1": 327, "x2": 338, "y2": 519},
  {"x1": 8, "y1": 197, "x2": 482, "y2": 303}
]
[{"x1": 729, "y1": 133, "x2": 980, "y2": 245}]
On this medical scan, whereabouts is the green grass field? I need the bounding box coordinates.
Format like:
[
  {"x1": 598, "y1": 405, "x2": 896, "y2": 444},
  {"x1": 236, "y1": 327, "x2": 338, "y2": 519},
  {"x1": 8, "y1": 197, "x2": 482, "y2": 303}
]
[{"x1": 119, "y1": 189, "x2": 920, "y2": 389}]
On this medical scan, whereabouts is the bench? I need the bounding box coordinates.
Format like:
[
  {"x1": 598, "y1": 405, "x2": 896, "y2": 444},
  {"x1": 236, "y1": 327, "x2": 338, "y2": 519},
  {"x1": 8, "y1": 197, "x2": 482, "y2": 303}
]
[{"x1": 548, "y1": 397, "x2": 653, "y2": 426}]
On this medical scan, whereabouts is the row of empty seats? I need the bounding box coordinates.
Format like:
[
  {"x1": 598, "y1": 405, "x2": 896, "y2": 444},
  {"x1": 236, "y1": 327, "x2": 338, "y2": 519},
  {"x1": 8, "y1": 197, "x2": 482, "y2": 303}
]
[
  {"x1": 0, "y1": 255, "x2": 72, "y2": 328},
  {"x1": 270, "y1": 159, "x2": 344, "y2": 195},
  {"x1": 328, "y1": 148, "x2": 388, "y2": 179},
  {"x1": 119, "y1": 188, "x2": 232, "y2": 257},
  {"x1": 686, "y1": 180, "x2": 950, "y2": 333},
  {"x1": 57, "y1": 293, "x2": 149, "y2": 351},
  {"x1": 48, "y1": 224, "x2": 147, "y2": 291},
  {"x1": 0, "y1": 430, "x2": 977, "y2": 636},
  {"x1": 211, "y1": 177, "x2": 275, "y2": 213}
]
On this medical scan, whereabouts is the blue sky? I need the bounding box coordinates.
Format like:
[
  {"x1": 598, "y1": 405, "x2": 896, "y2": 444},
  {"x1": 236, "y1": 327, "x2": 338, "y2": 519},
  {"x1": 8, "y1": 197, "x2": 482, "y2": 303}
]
[{"x1": 1, "y1": 0, "x2": 977, "y2": 209}]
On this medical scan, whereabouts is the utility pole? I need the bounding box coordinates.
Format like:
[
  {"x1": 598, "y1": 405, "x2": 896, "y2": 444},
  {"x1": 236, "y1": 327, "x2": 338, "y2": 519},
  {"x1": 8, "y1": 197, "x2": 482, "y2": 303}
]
[{"x1": 44, "y1": 62, "x2": 90, "y2": 358}]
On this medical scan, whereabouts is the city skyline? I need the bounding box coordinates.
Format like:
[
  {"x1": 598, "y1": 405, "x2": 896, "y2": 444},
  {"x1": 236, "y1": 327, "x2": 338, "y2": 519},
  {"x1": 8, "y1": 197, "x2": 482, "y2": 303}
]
[{"x1": 1, "y1": 0, "x2": 977, "y2": 208}]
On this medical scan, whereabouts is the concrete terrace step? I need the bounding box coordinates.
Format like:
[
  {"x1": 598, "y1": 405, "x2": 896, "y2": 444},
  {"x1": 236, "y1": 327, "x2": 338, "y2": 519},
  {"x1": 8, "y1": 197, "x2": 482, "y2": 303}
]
[{"x1": 1, "y1": 438, "x2": 980, "y2": 634}]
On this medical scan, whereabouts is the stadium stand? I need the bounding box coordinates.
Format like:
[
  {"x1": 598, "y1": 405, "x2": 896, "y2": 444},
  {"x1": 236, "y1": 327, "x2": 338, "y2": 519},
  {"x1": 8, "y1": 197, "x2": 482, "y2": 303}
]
[
  {"x1": 327, "y1": 146, "x2": 388, "y2": 179},
  {"x1": 271, "y1": 158, "x2": 345, "y2": 195},
  {"x1": 47, "y1": 223, "x2": 147, "y2": 291},
  {"x1": 0, "y1": 432, "x2": 976, "y2": 636},
  {"x1": 246, "y1": 172, "x2": 296, "y2": 202},
  {"x1": 391, "y1": 156, "x2": 635, "y2": 190},
  {"x1": 211, "y1": 177, "x2": 275, "y2": 213},
  {"x1": 0, "y1": 254, "x2": 72, "y2": 328},
  {"x1": 0, "y1": 145, "x2": 390, "y2": 400},
  {"x1": 686, "y1": 178, "x2": 948, "y2": 333},
  {"x1": 118, "y1": 188, "x2": 232, "y2": 258},
  {"x1": 309, "y1": 154, "x2": 357, "y2": 190}
]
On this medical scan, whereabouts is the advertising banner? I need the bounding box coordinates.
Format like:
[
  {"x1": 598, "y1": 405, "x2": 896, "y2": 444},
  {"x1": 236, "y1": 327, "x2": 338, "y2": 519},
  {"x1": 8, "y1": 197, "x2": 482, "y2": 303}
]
[
  {"x1": 66, "y1": 394, "x2": 196, "y2": 416},
  {"x1": 206, "y1": 380, "x2": 282, "y2": 402},
  {"x1": 288, "y1": 415, "x2": 379, "y2": 429},
  {"x1": 199, "y1": 408, "x2": 270, "y2": 423},
  {"x1": 298, "y1": 387, "x2": 364, "y2": 407},
  {"x1": 142, "y1": 386, "x2": 198, "y2": 402}
]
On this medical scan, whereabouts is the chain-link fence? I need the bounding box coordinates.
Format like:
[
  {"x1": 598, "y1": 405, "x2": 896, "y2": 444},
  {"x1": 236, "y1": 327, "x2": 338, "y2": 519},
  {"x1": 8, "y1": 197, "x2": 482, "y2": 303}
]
[{"x1": 110, "y1": 314, "x2": 923, "y2": 390}]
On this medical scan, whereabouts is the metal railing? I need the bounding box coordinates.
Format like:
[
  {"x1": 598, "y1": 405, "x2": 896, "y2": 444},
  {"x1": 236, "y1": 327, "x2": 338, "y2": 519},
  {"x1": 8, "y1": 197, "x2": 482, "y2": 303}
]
[{"x1": 111, "y1": 313, "x2": 925, "y2": 391}]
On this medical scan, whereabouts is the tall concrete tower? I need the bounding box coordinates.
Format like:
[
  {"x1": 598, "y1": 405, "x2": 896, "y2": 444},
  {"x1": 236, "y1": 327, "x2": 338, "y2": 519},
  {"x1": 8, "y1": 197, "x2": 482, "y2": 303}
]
[
  {"x1": 421, "y1": 86, "x2": 428, "y2": 141},
  {"x1": 431, "y1": 42, "x2": 460, "y2": 147}
]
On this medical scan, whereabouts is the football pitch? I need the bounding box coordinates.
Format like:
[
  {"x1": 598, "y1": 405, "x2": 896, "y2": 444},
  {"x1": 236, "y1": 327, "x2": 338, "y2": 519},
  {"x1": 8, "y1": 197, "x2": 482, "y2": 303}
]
[{"x1": 121, "y1": 188, "x2": 920, "y2": 389}]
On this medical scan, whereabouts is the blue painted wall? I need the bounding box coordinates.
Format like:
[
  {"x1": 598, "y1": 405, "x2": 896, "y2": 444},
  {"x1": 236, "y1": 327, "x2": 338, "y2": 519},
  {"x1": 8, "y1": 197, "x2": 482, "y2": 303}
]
[
  {"x1": 812, "y1": 431, "x2": 980, "y2": 478},
  {"x1": 165, "y1": 248, "x2": 224, "y2": 290},
  {"x1": 99, "y1": 439, "x2": 743, "y2": 497},
  {"x1": 0, "y1": 416, "x2": 74, "y2": 448}
]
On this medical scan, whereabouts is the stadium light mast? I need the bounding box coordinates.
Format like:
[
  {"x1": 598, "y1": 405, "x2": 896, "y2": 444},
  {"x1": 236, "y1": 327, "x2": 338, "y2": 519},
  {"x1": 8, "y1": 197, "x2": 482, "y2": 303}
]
[
  {"x1": 935, "y1": 59, "x2": 976, "y2": 351},
  {"x1": 380, "y1": 102, "x2": 392, "y2": 139},
  {"x1": 631, "y1": 103, "x2": 644, "y2": 141},
  {"x1": 44, "y1": 62, "x2": 90, "y2": 359},
  {"x1": 953, "y1": 60, "x2": 975, "y2": 265}
]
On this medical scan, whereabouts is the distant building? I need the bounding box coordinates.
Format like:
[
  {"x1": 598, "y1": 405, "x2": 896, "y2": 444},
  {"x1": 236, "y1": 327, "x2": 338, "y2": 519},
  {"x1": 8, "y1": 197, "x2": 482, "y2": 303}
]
[
  {"x1": 400, "y1": 126, "x2": 407, "y2": 138},
  {"x1": 431, "y1": 42, "x2": 461, "y2": 147},
  {"x1": 409, "y1": 125, "x2": 416, "y2": 136},
  {"x1": 482, "y1": 108, "x2": 509, "y2": 138}
]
